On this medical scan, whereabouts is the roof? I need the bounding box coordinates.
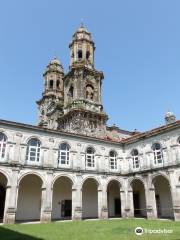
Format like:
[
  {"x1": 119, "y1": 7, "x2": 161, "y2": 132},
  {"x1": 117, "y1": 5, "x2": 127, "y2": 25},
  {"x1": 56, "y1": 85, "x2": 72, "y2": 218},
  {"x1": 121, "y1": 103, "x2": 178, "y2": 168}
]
[{"x1": 0, "y1": 118, "x2": 180, "y2": 146}]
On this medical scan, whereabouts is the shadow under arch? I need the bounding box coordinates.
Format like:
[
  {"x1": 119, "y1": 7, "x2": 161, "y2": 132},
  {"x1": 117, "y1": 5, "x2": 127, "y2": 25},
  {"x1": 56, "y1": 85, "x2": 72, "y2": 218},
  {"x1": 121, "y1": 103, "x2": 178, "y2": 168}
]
[
  {"x1": 0, "y1": 172, "x2": 8, "y2": 222},
  {"x1": 130, "y1": 178, "x2": 147, "y2": 218},
  {"x1": 16, "y1": 174, "x2": 43, "y2": 222},
  {"x1": 107, "y1": 179, "x2": 121, "y2": 218},
  {"x1": 152, "y1": 174, "x2": 174, "y2": 219},
  {"x1": 82, "y1": 177, "x2": 99, "y2": 219},
  {"x1": 52, "y1": 175, "x2": 73, "y2": 220}
]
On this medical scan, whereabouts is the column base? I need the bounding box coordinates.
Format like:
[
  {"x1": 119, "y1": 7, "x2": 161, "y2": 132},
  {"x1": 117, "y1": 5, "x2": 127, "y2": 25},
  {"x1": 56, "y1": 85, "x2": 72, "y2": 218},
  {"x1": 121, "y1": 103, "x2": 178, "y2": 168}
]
[
  {"x1": 40, "y1": 208, "x2": 52, "y2": 223},
  {"x1": 72, "y1": 207, "x2": 82, "y2": 220},
  {"x1": 173, "y1": 206, "x2": 180, "y2": 221},
  {"x1": 100, "y1": 207, "x2": 108, "y2": 219},
  {"x1": 4, "y1": 208, "x2": 16, "y2": 224},
  {"x1": 121, "y1": 208, "x2": 134, "y2": 218},
  {"x1": 146, "y1": 206, "x2": 157, "y2": 220}
]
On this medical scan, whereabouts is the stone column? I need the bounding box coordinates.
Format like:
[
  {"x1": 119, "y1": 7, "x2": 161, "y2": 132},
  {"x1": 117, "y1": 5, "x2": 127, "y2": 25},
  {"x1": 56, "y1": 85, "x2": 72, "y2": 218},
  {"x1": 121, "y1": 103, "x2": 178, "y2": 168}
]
[
  {"x1": 40, "y1": 171, "x2": 53, "y2": 223},
  {"x1": 168, "y1": 170, "x2": 180, "y2": 221},
  {"x1": 123, "y1": 189, "x2": 134, "y2": 218},
  {"x1": 72, "y1": 174, "x2": 82, "y2": 220},
  {"x1": 145, "y1": 187, "x2": 157, "y2": 219},
  {"x1": 4, "y1": 168, "x2": 19, "y2": 224},
  {"x1": 98, "y1": 187, "x2": 108, "y2": 219},
  {"x1": 120, "y1": 189, "x2": 126, "y2": 218}
]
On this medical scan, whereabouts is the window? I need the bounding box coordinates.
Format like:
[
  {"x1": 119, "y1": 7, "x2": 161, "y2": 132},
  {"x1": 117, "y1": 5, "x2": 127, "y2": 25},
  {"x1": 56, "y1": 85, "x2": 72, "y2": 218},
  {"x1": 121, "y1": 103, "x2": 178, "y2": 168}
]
[
  {"x1": 69, "y1": 86, "x2": 74, "y2": 98},
  {"x1": 153, "y1": 143, "x2": 163, "y2": 165},
  {"x1": 58, "y1": 143, "x2": 70, "y2": 165},
  {"x1": 78, "y1": 50, "x2": 82, "y2": 59},
  {"x1": 109, "y1": 151, "x2": 117, "y2": 170},
  {"x1": 56, "y1": 80, "x2": 60, "y2": 88},
  {"x1": 49, "y1": 80, "x2": 54, "y2": 89},
  {"x1": 0, "y1": 133, "x2": 7, "y2": 161},
  {"x1": 131, "y1": 149, "x2": 140, "y2": 169},
  {"x1": 86, "y1": 85, "x2": 94, "y2": 100},
  {"x1": 86, "y1": 147, "x2": 95, "y2": 168},
  {"x1": 26, "y1": 138, "x2": 41, "y2": 163},
  {"x1": 86, "y1": 51, "x2": 90, "y2": 60}
]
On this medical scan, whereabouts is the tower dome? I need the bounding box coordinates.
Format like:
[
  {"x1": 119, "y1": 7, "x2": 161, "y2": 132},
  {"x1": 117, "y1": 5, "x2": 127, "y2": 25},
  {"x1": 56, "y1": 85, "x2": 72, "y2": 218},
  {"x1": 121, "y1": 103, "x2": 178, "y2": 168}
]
[
  {"x1": 165, "y1": 111, "x2": 176, "y2": 125},
  {"x1": 69, "y1": 24, "x2": 95, "y2": 68},
  {"x1": 44, "y1": 57, "x2": 64, "y2": 75},
  {"x1": 71, "y1": 24, "x2": 92, "y2": 42}
]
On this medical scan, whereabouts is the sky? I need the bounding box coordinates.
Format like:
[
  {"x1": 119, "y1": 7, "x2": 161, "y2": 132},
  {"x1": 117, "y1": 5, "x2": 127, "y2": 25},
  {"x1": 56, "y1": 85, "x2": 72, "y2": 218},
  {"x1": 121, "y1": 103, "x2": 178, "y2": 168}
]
[{"x1": 0, "y1": 0, "x2": 180, "y2": 132}]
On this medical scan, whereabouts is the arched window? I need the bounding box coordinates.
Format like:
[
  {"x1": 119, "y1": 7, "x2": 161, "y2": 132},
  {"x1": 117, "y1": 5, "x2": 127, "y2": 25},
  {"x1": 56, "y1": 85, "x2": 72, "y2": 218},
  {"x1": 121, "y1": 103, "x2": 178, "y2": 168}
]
[
  {"x1": 58, "y1": 143, "x2": 70, "y2": 165},
  {"x1": 86, "y1": 85, "x2": 94, "y2": 100},
  {"x1": 69, "y1": 86, "x2": 74, "y2": 98},
  {"x1": 56, "y1": 80, "x2": 60, "y2": 89},
  {"x1": 26, "y1": 138, "x2": 41, "y2": 163},
  {"x1": 0, "y1": 133, "x2": 7, "y2": 161},
  {"x1": 86, "y1": 51, "x2": 90, "y2": 60},
  {"x1": 86, "y1": 147, "x2": 95, "y2": 168},
  {"x1": 49, "y1": 80, "x2": 54, "y2": 89},
  {"x1": 109, "y1": 151, "x2": 117, "y2": 170},
  {"x1": 78, "y1": 50, "x2": 82, "y2": 59},
  {"x1": 152, "y1": 143, "x2": 163, "y2": 165},
  {"x1": 131, "y1": 149, "x2": 140, "y2": 169}
]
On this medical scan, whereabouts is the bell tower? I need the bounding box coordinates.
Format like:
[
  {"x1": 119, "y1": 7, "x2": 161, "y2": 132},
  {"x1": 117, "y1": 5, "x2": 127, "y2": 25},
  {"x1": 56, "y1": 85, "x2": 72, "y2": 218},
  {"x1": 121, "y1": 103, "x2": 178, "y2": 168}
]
[
  {"x1": 57, "y1": 25, "x2": 108, "y2": 138},
  {"x1": 37, "y1": 58, "x2": 64, "y2": 129},
  {"x1": 69, "y1": 24, "x2": 95, "y2": 69}
]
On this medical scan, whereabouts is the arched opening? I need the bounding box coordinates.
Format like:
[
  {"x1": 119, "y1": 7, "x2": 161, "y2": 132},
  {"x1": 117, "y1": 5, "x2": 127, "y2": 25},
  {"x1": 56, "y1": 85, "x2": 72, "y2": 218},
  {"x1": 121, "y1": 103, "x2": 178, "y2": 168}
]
[
  {"x1": 153, "y1": 175, "x2": 173, "y2": 219},
  {"x1": 86, "y1": 51, "x2": 90, "y2": 60},
  {"x1": 82, "y1": 178, "x2": 98, "y2": 219},
  {"x1": 131, "y1": 179, "x2": 147, "y2": 218},
  {"x1": 86, "y1": 85, "x2": 94, "y2": 100},
  {"x1": 16, "y1": 174, "x2": 42, "y2": 222},
  {"x1": 49, "y1": 80, "x2": 54, "y2": 90},
  {"x1": 56, "y1": 80, "x2": 60, "y2": 89},
  {"x1": 78, "y1": 50, "x2": 82, "y2": 60},
  {"x1": 52, "y1": 176, "x2": 72, "y2": 220},
  {"x1": 107, "y1": 180, "x2": 121, "y2": 218},
  {"x1": 68, "y1": 86, "x2": 74, "y2": 98},
  {"x1": 0, "y1": 173, "x2": 7, "y2": 222}
]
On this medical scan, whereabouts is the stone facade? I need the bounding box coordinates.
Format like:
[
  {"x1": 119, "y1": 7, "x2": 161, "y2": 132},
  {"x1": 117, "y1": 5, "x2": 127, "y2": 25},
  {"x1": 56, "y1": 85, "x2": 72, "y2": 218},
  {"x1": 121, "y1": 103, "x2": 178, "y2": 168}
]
[{"x1": 0, "y1": 25, "x2": 180, "y2": 224}]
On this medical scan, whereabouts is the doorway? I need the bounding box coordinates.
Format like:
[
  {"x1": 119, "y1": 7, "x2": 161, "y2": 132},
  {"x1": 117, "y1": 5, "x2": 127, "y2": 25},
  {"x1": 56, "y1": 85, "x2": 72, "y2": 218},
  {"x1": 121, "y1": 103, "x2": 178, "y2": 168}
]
[
  {"x1": 114, "y1": 198, "x2": 121, "y2": 216},
  {"x1": 61, "y1": 200, "x2": 72, "y2": 218}
]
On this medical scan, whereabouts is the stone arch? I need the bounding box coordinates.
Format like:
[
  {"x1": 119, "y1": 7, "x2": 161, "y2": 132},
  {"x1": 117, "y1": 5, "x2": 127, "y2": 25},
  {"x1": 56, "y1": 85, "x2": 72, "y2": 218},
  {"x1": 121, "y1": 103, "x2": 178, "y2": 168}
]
[
  {"x1": 54, "y1": 140, "x2": 73, "y2": 151},
  {"x1": 151, "y1": 172, "x2": 170, "y2": 186},
  {"x1": 85, "y1": 145, "x2": 96, "y2": 153},
  {"x1": 130, "y1": 177, "x2": 147, "y2": 218},
  {"x1": 16, "y1": 173, "x2": 43, "y2": 221},
  {"x1": 82, "y1": 177, "x2": 100, "y2": 219},
  {"x1": 106, "y1": 178, "x2": 122, "y2": 218},
  {"x1": 0, "y1": 169, "x2": 10, "y2": 186},
  {"x1": 81, "y1": 176, "x2": 101, "y2": 190},
  {"x1": 106, "y1": 177, "x2": 123, "y2": 190},
  {"x1": 25, "y1": 135, "x2": 43, "y2": 145},
  {"x1": 151, "y1": 141, "x2": 163, "y2": 150},
  {"x1": 17, "y1": 171, "x2": 45, "y2": 188},
  {"x1": 152, "y1": 174, "x2": 173, "y2": 219},
  {"x1": 109, "y1": 149, "x2": 118, "y2": 156},
  {"x1": 52, "y1": 174, "x2": 75, "y2": 189},
  {"x1": 128, "y1": 176, "x2": 146, "y2": 190},
  {"x1": 52, "y1": 175, "x2": 74, "y2": 220},
  {"x1": 0, "y1": 130, "x2": 11, "y2": 141},
  {"x1": 0, "y1": 171, "x2": 8, "y2": 221}
]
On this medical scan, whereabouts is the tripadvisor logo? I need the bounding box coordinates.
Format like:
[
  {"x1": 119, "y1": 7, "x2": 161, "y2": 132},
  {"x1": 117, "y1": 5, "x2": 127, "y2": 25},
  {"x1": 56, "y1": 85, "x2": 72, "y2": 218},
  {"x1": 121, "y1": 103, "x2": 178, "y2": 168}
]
[{"x1": 135, "y1": 227, "x2": 144, "y2": 235}]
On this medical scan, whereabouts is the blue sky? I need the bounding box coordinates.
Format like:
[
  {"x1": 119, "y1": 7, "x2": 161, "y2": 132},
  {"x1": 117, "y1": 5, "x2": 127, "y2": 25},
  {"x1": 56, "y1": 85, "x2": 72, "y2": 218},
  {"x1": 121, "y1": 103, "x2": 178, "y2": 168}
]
[{"x1": 0, "y1": 0, "x2": 180, "y2": 132}]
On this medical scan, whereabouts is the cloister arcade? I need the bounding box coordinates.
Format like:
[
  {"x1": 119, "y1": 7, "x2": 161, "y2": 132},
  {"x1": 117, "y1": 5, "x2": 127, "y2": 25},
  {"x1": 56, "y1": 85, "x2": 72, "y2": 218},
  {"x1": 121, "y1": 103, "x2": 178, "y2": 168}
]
[{"x1": 0, "y1": 170, "x2": 177, "y2": 223}]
